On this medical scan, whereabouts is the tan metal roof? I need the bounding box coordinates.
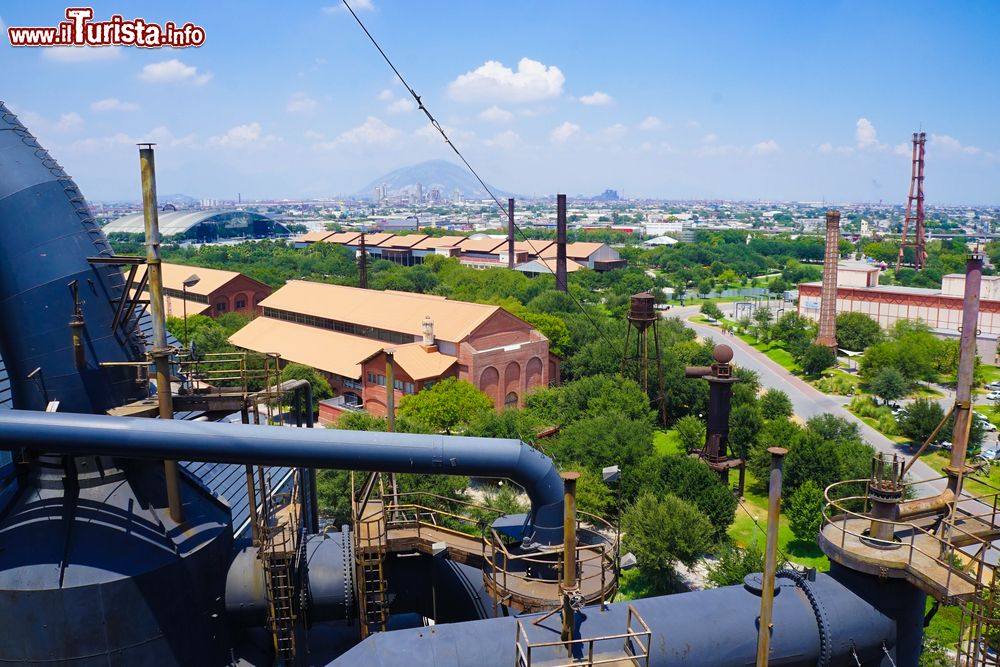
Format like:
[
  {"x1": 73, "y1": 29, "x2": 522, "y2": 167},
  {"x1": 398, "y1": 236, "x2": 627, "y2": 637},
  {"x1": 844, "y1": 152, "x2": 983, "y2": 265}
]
[
  {"x1": 410, "y1": 235, "x2": 470, "y2": 250},
  {"x1": 511, "y1": 239, "x2": 554, "y2": 255},
  {"x1": 319, "y1": 231, "x2": 361, "y2": 245},
  {"x1": 294, "y1": 230, "x2": 336, "y2": 243},
  {"x1": 361, "y1": 343, "x2": 457, "y2": 381},
  {"x1": 539, "y1": 242, "x2": 609, "y2": 260},
  {"x1": 378, "y1": 234, "x2": 429, "y2": 250},
  {"x1": 354, "y1": 232, "x2": 397, "y2": 247},
  {"x1": 259, "y1": 281, "x2": 500, "y2": 343},
  {"x1": 457, "y1": 237, "x2": 506, "y2": 253},
  {"x1": 135, "y1": 262, "x2": 253, "y2": 296},
  {"x1": 228, "y1": 317, "x2": 383, "y2": 379},
  {"x1": 129, "y1": 286, "x2": 211, "y2": 317}
]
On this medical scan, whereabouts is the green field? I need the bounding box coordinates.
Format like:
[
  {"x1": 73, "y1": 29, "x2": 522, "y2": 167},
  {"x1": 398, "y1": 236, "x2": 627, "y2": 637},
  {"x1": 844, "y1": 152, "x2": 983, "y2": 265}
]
[
  {"x1": 735, "y1": 334, "x2": 800, "y2": 373},
  {"x1": 653, "y1": 429, "x2": 684, "y2": 456}
]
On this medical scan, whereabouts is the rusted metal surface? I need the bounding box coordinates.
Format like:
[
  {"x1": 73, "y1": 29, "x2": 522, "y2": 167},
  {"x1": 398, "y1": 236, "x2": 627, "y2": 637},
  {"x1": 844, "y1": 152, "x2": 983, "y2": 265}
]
[
  {"x1": 686, "y1": 344, "x2": 744, "y2": 494},
  {"x1": 139, "y1": 144, "x2": 183, "y2": 524},
  {"x1": 756, "y1": 447, "x2": 786, "y2": 667},
  {"x1": 896, "y1": 132, "x2": 927, "y2": 271},
  {"x1": 556, "y1": 194, "x2": 568, "y2": 292},
  {"x1": 815, "y1": 210, "x2": 840, "y2": 348},
  {"x1": 508, "y1": 198, "x2": 516, "y2": 269}
]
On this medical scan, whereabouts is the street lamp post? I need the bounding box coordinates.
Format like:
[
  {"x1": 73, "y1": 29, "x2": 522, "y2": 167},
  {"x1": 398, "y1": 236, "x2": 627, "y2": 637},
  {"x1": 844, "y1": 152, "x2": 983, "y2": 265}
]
[{"x1": 181, "y1": 274, "x2": 201, "y2": 345}]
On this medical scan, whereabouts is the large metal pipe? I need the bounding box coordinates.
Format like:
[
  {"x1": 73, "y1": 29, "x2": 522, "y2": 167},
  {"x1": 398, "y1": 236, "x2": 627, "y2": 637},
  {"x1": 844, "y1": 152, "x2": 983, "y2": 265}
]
[
  {"x1": 138, "y1": 143, "x2": 183, "y2": 524},
  {"x1": 0, "y1": 409, "x2": 566, "y2": 546},
  {"x1": 556, "y1": 194, "x2": 568, "y2": 292},
  {"x1": 756, "y1": 447, "x2": 786, "y2": 666}
]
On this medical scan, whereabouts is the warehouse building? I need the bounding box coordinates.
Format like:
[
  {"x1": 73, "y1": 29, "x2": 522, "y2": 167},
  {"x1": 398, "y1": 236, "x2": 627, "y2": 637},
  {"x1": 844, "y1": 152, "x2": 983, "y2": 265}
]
[
  {"x1": 133, "y1": 263, "x2": 272, "y2": 318},
  {"x1": 228, "y1": 282, "x2": 558, "y2": 423},
  {"x1": 105, "y1": 209, "x2": 289, "y2": 242}
]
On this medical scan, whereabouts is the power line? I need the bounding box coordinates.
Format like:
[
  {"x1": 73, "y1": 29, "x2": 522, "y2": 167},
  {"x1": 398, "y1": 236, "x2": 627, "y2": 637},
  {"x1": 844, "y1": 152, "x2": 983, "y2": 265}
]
[{"x1": 341, "y1": 0, "x2": 621, "y2": 359}]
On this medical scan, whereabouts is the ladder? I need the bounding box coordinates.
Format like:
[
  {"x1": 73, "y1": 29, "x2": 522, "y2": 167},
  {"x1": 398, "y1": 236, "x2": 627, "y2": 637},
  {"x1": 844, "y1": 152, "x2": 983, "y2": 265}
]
[
  {"x1": 259, "y1": 469, "x2": 301, "y2": 663},
  {"x1": 353, "y1": 476, "x2": 389, "y2": 638}
]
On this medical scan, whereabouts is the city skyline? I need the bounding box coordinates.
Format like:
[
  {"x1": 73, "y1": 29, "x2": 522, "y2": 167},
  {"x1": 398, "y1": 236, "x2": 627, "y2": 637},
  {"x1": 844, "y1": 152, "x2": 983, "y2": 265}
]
[{"x1": 2, "y1": 1, "x2": 998, "y2": 204}]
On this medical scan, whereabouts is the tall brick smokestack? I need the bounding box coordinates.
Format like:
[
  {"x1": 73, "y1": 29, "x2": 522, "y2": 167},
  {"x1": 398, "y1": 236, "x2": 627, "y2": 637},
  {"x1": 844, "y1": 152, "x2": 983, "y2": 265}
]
[
  {"x1": 507, "y1": 198, "x2": 515, "y2": 269},
  {"x1": 816, "y1": 210, "x2": 840, "y2": 348},
  {"x1": 556, "y1": 193, "x2": 567, "y2": 292}
]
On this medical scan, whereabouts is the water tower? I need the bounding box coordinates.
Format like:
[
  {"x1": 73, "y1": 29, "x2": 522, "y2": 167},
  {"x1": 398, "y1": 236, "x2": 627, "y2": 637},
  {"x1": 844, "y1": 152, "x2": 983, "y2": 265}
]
[{"x1": 621, "y1": 292, "x2": 665, "y2": 422}]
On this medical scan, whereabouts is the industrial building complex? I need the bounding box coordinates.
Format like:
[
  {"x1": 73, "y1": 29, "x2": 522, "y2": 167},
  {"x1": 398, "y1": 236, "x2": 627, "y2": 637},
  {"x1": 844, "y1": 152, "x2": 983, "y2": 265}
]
[{"x1": 228, "y1": 281, "x2": 557, "y2": 422}]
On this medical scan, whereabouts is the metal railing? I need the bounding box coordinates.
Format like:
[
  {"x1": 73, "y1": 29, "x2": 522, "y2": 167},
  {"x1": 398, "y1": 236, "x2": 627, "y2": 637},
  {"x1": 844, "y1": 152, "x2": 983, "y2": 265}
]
[
  {"x1": 486, "y1": 511, "x2": 619, "y2": 611},
  {"x1": 514, "y1": 604, "x2": 651, "y2": 667},
  {"x1": 821, "y1": 476, "x2": 1000, "y2": 599}
]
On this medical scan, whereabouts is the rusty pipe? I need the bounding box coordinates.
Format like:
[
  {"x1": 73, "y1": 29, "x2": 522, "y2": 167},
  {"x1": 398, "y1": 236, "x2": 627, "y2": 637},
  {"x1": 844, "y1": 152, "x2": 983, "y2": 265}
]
[
  {"x1": 560, "y1": 471, "x2": 581, "y2": 648},
  {"x1": 139, "y1": 144, "x2": 183, "y2": 524},
  {"x1": 757, "y1": 447, "x2": 787, "y2": 667}
]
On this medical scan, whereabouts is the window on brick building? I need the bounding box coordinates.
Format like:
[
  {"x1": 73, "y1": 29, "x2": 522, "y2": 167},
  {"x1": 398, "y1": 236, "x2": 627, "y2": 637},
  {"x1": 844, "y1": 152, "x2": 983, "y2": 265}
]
[
  {"x1": 235, "y1": 297, "x2": 247, "y2": 310},
  {"x1": 215, "y1": 302, "x2": 227, "y2": 313},
  {"x1": 404, "y1": 382, "x2": 415, "y2": 394},
  {"x1": 393, "y1": 379, "x2": 403, "y2": 391},
  {"x1": 505, "y1": 392, "x2": 518, "y2": 409},
  {"x1": 366, "y1": 372, "x2": 377, "y2": 385},
  {"x1": 377, "y1": 374, "x2": 385, "y2": 386}
]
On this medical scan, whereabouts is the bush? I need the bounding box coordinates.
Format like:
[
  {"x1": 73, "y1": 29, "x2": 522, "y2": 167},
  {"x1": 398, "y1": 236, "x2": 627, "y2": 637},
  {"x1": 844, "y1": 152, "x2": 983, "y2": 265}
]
[
  {"x1": 800, "y1": 343, "x2": 837, "y2": 376},
  {"x1": 675, "y1": 415, "x2": 707, "y2": 453},
  {"x1": 759, "y1": 389, "x2": 793, "y2": 421},
  {"x1": 706, "y1": 541, "x2": 786, "y2": 588},
  {"x1": 729, "y1": 403, "x2": 764, "y2": 460},
  {"x1": 280, "y1": 363, "x2": 334, "y2": 416},
  {"x1": 787, "y1": 480, "x2": 825, "y2": 541},
  {"x1": 622, "y1": 493, "x2": 713, "y2": 591},
  {"x1": 848, "y1": 395, "x2": 880, "y2": 419},
  {"x1": 876, "y1": 411, "x2": 898, "y2": 436},
  {"x1": 700, "y1": 301, "x2": 724, "y2": 321}
]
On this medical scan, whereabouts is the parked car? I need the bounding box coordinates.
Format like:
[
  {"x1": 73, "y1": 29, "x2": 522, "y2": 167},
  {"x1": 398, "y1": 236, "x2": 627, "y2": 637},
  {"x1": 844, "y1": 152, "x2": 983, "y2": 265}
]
[
  {"x1": 982, "y1": 420, "x2": 998, "y2": 432},
  {"x1": 980, "y1": 448, "x2": 1000, "y2": 461},
  {"x1": 987, "y1": 392, "x2": 1000, "y2": 401},
  {"x1": 986, "y1": 382, "x2": 1000, "y2": 391},
  {"x1": 939, "y1": 440, "x2": 953, "y2": 451}
]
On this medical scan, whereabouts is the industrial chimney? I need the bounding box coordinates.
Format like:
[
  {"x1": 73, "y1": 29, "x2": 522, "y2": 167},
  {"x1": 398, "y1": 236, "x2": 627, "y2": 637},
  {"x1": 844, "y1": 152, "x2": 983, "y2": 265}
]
[
  {"x1": 816, "y1": 210, "x2": 841, "y2": 348},
  {"x1": 507, "y1": 198, "x2": 515, "y2": 270},
  {"x1": 556, "y1": 194, "x2": 567, "y2": 292},
  {"x1": 421, "y1": 315, "x2": 437, "y2": 352}
]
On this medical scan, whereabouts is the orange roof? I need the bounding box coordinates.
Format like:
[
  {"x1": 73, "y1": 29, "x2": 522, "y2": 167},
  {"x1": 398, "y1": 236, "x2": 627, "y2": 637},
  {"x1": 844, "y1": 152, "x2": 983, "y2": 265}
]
[
  {"x1": 540, "y1": 242, "x2": 609, "y2": 260},
  {"x1": 361, "y1": 343, "x2": 457, "y2": 381},
  {"x1": 259, "y1": 281, "x2": 500, "y2": 343},
  {"x1": 378, "y1": 234, "x2": 429, "y2": 250},
  {"x1": 355, "y1": 232, "x2": 397, "y2": 247},
  {"x1": 318, "y1": 231, "x2": 361, "y2": 244},
  {"x1": 458, "y1": 237, "x2": 506, "y2": 253},
  {"x1": 228, "y1": 317, "x2": 383, "y2": 379},
  {"x1": 294, "y1": 230, "x2": 335, "y2": 243},
  {"x1": 134, "y1": 262, "x2": 256, "y2": 296},
  {"x1": 129, "y1": 286, "x2": 211, "y2": 317},
  {"x1": 411, "y1": 235, "x2": 469, "y2": 250},
  {"x1": 511, "y1": 239, "x2": 554, "y2": 255}
]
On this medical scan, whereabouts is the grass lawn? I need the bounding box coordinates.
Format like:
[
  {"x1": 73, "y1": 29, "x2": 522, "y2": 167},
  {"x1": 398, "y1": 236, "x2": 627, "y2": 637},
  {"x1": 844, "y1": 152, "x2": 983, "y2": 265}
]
[
  {"x1": 735, "y1": 334, "x2": 801, "y2": 373},
  {"x1": 728, "y1": 472, "x2": 829, "y2": 571},
  {"x1": 924, "y1": 599, "x2": 963, "y2": 651},
  {"x1": 920, "y1": 448, "x2": 1000, "y2": 496},
  {"x1": 911, "y1": 384, "x2": 944, "y2": 399},
  {"x1": 980, "y1": 364, "x2": 1000, "y2": 385},
  {"x1": 653, "y1": 429, "x2": 684, "y2": 456}
]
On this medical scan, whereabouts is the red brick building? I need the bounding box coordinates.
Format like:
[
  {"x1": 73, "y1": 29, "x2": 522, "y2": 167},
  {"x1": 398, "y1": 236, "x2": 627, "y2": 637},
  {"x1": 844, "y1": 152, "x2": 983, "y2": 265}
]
[
  {"x1": 227, "y1": 281, "x2": 557, "y2": 424},
  {"x1": 136, "y1": 263, "x2": 272, "y2": 319}
]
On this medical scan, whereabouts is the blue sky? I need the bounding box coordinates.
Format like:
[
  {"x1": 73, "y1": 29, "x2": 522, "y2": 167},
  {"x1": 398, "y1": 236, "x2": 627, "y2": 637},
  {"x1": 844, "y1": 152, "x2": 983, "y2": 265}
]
[{"x1": 1, "y1": 1, "x2": 998, "y2": 203}]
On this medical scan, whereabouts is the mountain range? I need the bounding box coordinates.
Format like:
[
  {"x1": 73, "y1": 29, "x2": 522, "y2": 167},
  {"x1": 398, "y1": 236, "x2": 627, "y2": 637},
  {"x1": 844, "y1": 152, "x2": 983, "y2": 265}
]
[{"x1": 356, "y1": 160, "x2": 513, "y2": 200}]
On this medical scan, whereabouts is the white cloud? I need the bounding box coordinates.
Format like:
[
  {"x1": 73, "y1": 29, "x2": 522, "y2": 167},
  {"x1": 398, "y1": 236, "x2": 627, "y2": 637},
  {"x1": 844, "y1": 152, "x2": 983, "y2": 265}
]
[
  {"x1": 600, "y1": 123, "x2": 627, "y2": 140},
  {"x1": 930, "y1": 133, "x2": 981, "y2": 155},
  {"x1": 287, "y1": 92, "x2": 318, "y2": 113},
  {"x1": 484, "y1": 130, "x2": 522, "y2": 149},
  {"x1": 386, "y1": 98, "x2": 415, "y2": 114},
  {"x1": 685, "y1": 119, "x2": 701, "y2": 129},
  {"x1": 855, "y1": 117, "x2": 880, "y2": 149},
  {"x1": 376, "y1": 89, "x2": 394, "y2": 102},
  {"x1": 42, "y1": 46, "x2": 121, "y2": 63},
  {"x1": 702, "y1": 133, "x2": 718, "y2": 144},
  {"x1": 209, "y1": 122, "x2": 279, "y2": 148},
  {"x1": 71, "y1": 126, "x2": 195, "y2": 151},
  {"x1": 304, "y1": 130, "x2": 326, "y2": 142},
  {"x1": 323, "y1": 0, "x2": 374, "y2": 13},
  {"x1": 326, "y1": 116, "x2": 401, "y2": 146},
  {"x1": 479, "y1": 105, "x2": 513, "y2": 123},
  {"x1": 638, "y1": 116, "x2": 663, "y2": 131},
  {"x1": 550, "y1": 121, "x2": 580, "y2": 144},
  {"x1": 819, "y1": 142, "x2": 834, "y2": 153},
  {"x1": 414, "y1": 123, "x2": 474, "y2": 144},
  {"x1": 579, "y1": 91, "x2": 613, "y2": 106},
  {"x1": 139, "y1": 59, "x2": 212, "y2": 85},
  {"x1": 91, "y1": 98, "x2": 139, "y2": 112},
  {"x1": 54, "y1": 112, "x2": 83, "y2": 132},
  {"x1": 893, "y1": 142, "x2": 911, "y2": 156},
  {"x1": 449, "y1": 57, "x2": 564, "y2": 103},
  {"x1": 751, "y1": 139, "x2": 780, "y2": 155}
]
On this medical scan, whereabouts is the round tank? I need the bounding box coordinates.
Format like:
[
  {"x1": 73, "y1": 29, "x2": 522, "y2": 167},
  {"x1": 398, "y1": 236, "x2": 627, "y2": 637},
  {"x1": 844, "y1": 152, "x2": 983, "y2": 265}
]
[{"x1": 628, "y1": 292, "x2": 657, "y2": 329}]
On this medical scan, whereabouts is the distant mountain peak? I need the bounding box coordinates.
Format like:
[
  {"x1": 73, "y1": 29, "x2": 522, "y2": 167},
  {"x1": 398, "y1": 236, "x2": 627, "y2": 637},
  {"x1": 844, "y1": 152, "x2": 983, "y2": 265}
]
[{"x1": 357, "y1": 160, "x2": 513, "y2": 200}]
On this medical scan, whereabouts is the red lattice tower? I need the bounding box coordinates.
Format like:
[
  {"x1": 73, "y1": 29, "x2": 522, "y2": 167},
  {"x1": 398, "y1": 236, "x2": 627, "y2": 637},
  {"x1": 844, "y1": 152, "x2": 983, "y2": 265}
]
[{"x1": 896, "y1": 132, "x2": 927, "y2": 271}]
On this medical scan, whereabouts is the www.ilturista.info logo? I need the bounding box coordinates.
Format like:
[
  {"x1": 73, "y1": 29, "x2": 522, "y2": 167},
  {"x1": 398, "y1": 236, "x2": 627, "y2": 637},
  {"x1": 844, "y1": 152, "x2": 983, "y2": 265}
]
[{"x1": 7, "y1": 8, "x2": 205, "y2": 48}]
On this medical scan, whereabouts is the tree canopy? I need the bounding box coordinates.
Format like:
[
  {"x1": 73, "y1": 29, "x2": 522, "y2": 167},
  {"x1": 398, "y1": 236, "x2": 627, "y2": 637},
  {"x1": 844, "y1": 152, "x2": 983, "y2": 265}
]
[{"x1": 397, "y1": 377, "x2": 493, "y2": 433}]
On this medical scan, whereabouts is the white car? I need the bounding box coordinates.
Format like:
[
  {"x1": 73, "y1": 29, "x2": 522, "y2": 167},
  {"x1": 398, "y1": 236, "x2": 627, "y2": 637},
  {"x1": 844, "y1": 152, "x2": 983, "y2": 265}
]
[
  {"x1": 981, "y1": 421, "x2": 998, "y2": 432},
  {"x1": 987, "y1": 392, "x2": 1000, "y2": 401}
]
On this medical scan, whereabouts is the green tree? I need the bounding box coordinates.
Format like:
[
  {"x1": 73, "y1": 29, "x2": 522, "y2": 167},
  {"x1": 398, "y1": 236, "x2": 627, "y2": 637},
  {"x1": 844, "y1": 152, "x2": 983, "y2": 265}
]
[
  {"x1": 549, "y1": 415, "x2": 654, "y2": 473},
  {"x1": 759, "y1": 389, "x2": 793, "y2": 421},
  {"x1": 784, "y1": 430, "x2": 842, "y2": 497},
  {"x1": 787, "y1": 480, "x2": 825, "y2": 541},
  {"x1": 700, "y1": 301, "x2": 724, "y2": 321},
  {"x1": 514, "y1": 310, "x2": 571, "y2": 357},
  {"x1": 525, "y1": 375, "x2": 653, "y2": 426},
  {"x1": 166, "y1": 313, "x2": 229, "y2": 352},
  {"x1": 729, "y1": 403, "x2": 764, "y2": 460},
  {"x1": 870, "y1": 366, "x2": 907, "y2": 405},
  {"x1": 675, "y1": 415, "x2": 707, "y2": 453},
  {"x1": 397, "y1": 377, "x2": 493, "y2": 433},
  {"x1": 622, "y1": 493, "x2": 713, "y2": 591},
  {"x1": 748, "y1": 419, "x2": 802, "y2": 488},
  {"x1": 706, "y1": 541, "x2": 786, "y2": 588},
  {"x1": 800, "y1": 343, "x2": 836, "y2": 375},
  {"x1": 280, "y1": 363, "x2": 334, "y2": 416},
  {"x1": 835, "y1": 312, "x2": 883, "y2": 351},
  {"x1": 898, "y1": 399, "x2": 946, "y2": 444},
  {"x1": 627, "y1": 454, "x2": 737, "y2": 537}
]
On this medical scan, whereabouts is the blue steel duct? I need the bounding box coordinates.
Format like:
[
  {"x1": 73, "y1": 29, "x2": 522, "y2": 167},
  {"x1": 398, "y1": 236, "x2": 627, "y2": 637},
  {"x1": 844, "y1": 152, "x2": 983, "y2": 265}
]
[
  {"x1": 0, "y1": 102, "x2": 145, "y2": 413},
  {"x1": 334, "y1": 565, "x2": 924, "y2": 666},
  {"x1": 0, "y1": 409, "x2": 566, "y2": 546}
]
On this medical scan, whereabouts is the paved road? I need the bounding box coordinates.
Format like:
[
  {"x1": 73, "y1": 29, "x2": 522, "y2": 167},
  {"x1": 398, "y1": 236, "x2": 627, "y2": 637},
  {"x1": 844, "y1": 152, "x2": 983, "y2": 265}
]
[{"x1": 666, "y1": 305, "x2": 942, "y2": 496}]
